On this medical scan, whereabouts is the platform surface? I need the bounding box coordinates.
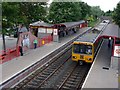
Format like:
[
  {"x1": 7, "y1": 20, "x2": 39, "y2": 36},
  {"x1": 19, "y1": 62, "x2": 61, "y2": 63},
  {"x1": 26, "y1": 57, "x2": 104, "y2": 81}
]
[{"x1": 82, "y1": 39, "x2": 118, "y2": 88}]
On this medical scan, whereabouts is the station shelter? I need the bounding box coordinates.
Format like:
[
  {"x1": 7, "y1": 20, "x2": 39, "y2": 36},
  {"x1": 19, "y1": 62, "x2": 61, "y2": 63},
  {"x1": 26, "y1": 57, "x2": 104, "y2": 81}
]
[
  {"x1": 99, "y1": 26, "x2": 120, "y2": 69},
  {"x1": 53, "y1": 20, "x2": 87, "y2": 41},
  {"x1": 29, "y1": 20, "x2": 87, "y2": 42},
  {"x1": 29, "y1": 21, "x2": 54, "y2": 38}
]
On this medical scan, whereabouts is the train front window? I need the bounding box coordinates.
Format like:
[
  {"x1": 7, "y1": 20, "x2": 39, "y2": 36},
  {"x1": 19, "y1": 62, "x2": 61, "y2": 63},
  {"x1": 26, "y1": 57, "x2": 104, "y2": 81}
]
[
  {"x1": 85, "y1": 45, "x2": 92, "y2": 55},
  {"x1": 73, "y1": 44, "x2": 92, "y2": 55}
]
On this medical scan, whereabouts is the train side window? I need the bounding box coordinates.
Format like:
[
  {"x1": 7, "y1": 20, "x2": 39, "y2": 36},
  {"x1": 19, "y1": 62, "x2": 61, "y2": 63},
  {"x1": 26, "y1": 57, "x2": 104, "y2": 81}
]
[{"x1": 115, "y1": 38, "x2": 120, "y2": 44}]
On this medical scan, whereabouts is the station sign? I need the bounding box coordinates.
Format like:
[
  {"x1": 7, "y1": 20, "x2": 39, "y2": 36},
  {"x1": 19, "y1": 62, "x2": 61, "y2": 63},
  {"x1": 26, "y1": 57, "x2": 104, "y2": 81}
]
[
  {"x1": 47, "y1": 28, "x2": 53, "y2": 34},
  {"x1": 53, "y1": 29, "x2": 58, "y2": 35},
  {"x1": 114, "y1": 46, "x2": 120, "y2": 57},
  {"x1": 80, "y1": 24, "x2": 82, "y2": 28},
  {"x1": 38, "y1": 28, "x2": 46, "y2": 33}
]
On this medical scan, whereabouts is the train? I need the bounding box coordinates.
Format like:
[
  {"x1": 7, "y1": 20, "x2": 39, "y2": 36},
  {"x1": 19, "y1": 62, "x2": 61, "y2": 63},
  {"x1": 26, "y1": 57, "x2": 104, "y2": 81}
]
[{"x1": 72, "y1": 20, "x2": 110, "y2": 65}]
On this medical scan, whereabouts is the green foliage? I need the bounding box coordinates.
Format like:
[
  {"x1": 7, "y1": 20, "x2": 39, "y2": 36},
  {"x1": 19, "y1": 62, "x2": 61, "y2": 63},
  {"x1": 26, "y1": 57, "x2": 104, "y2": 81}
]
[
  {"x1": 48, "y1": 2, "x2": 83, "y2": 24},
  {"x1": 88, "y1": 18, "x2": 98, "y2": 27},
  {"x1": 2, "y1": 2, "x2": 47, "y2": 35},
  {"x1": 79, "y1": 2, "x2": 91, "y2": 19},
  {"x1": 90, "y1": 6, "x2": 103, "y2": 19},
  {"x1": 112, "y1": 2, "x2": 120, "y2": 27},
  {"x1": 18, "y1": 2, "x2": 47, "y2": 26},
  {"x1": 104, "y1": 10, "x2": 113, "y2": 16}
]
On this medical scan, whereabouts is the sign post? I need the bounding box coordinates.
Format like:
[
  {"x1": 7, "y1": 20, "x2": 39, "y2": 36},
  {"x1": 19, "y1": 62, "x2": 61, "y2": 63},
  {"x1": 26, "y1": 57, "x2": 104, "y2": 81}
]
[
  {"x1": 53, "y1": 29, "x2": 59, "y2": 42},
  {"x1": 114, "y1": 46, "x2": 120, "y2": 57}
]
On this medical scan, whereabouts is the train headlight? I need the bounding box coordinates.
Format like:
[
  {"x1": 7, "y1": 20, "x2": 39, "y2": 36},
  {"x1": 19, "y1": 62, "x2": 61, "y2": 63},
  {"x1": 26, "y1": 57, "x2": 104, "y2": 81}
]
[
  {"x1": 73, "y1": 56, "x2": 77, "y2": 59},
  {"x1": 88, "y1": 58, "x2": 92, "y2": 61}
]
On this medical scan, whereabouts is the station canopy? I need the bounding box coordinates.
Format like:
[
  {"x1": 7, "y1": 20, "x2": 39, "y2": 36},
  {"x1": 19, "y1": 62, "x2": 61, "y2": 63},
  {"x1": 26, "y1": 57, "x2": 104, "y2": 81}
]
[
  {"x1": 30, "y1": 21, "x2": 53, "y2": 28},
  {"x1": 30, "y1": 20, "x2": 86, "y2": 29},
  {"x1": 54, "y1": 20, "x2": 85, "y2": 28}
]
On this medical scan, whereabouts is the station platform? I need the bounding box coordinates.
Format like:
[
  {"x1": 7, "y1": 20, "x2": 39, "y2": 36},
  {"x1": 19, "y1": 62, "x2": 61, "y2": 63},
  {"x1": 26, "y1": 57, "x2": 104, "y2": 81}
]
[
  {"x1": 82, "y1": 24, "x2": 119, "y2": 88},
  {"x1": 0, "y1": 27, "x2": 90, "y2": 87}
]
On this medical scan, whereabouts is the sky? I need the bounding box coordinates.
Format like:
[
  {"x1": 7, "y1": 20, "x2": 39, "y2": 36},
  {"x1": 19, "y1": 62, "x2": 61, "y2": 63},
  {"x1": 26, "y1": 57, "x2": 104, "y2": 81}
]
[{"x1": 82, "y1": 0, "x2": 120, "y2": 12}]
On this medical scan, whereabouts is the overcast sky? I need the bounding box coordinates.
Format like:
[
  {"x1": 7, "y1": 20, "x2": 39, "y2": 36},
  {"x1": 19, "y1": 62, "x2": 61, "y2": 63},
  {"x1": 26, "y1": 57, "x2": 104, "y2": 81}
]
[{"x1": 82, "y1": 0, "x2": 120, "y2": 12}]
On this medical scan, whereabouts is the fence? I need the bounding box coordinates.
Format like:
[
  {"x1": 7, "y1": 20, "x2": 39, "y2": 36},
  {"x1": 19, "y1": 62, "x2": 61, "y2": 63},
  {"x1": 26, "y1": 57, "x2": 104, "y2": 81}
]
[
  {"x1": 0, "y1": 35, "x2": 53, "y2": 64},
  {"x1": 0, "y1": 46, "x2": 19, "y2": 64}
]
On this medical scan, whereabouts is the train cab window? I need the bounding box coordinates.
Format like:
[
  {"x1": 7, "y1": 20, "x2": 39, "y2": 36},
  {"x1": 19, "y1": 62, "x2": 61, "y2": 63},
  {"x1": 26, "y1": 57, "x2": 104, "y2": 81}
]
[
  {"x1": 73, "y1": 44, "x2": 81, "y2": 53},
  {"x1": 73, "y1": 44, "x2": 92, "y2": 55},
  {"x1": 85, "y1": 45, "x2": 92, "y2": 55}
]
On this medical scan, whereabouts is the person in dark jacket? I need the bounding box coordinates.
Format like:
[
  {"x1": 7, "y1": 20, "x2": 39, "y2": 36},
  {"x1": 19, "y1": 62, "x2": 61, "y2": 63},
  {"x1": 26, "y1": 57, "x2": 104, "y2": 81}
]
[
  {"x1": 108, "y1": 37, "x2": 111, "y2": 48},
  {"x1": 19, "y1": 46, "x2": 23, "y2": 56}
]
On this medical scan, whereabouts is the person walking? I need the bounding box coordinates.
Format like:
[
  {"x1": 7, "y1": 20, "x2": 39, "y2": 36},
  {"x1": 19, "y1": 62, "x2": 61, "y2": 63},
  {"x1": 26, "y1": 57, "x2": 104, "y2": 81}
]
[{"x1": 33, "y1": 39, "x2": 38, "y2": 49}]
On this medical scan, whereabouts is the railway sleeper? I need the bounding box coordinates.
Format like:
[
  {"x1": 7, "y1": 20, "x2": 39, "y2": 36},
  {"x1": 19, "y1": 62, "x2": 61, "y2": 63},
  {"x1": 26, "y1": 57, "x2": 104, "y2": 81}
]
[
  {"x1": 65, "y1": 83, "x2": 75, "y2": 87},
  {"x1": 14, "y1": 86, "x2": 20, "y2": 89},
  {"x1": 36, "y1": 76, "x2": 44, "y2": 80},
  {"x1": 68, "y1": 78, "x2": 76, "y2": 82},
  {"x1": 70, "y1": 75, "x2": 78, "y2": 79},
  {"x1": 42, "y1": 72, "x2": 51, "y2": 75},
  {"x1": 64, "y1": 84, "x2": 76, "y2": 88},
  {"x1": 28, "y1": 81, "x2": 38, "y2": 86},
  {"x1": 23, "y1": 79, "x2": 30, "y2": 83},
  {"x1": 36, "y1": 77, "x2": 45, "y2": 81},
  {"x1": 62, "y1": 86, "x2": 71, "y2": 89},
  {"x1": 66, "y1": 81, "x2": 76, "y2": 85},
  {"x1": 46, "y1": 69, "x2": 55, "y2": 73},
  {"x1": 26, "y1": 84, "x2": 38, "y2": 88},
  {"x1": 34, "y1": 78, "x2": 42, "y2": 82},
  {"x1": 40, "y1": 74, "x2": 48, "y2": 78},
  {"x1": 69, "y1": 77, "x2": 77, "y2": 80},
  {"x1": 32, "y1": 80, "x2": 41, "y2": 84},
  {"x1": 16, "y1": 82, "x2": 24, "y2": 86}
]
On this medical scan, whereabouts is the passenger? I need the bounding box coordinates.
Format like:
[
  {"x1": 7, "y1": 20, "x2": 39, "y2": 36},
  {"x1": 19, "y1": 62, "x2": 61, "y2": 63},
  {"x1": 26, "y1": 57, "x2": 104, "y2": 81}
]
[
  {"x1": 86, "y1": 49, "x2": 92, "y2": 54},
  {"x1": 33, "y1": 39, "x2": 38, "y2": 49},
  {"x1": 108, "y1": 37, "x2": 111, "y2": 48}
]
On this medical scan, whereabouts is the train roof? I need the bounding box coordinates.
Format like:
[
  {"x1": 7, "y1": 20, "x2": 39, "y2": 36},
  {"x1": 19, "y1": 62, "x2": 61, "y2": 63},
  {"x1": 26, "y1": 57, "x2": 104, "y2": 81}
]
[
  {"x1": 74, "y1": 32, "x2": 99, "y2": 43},
  {"x1": 94, "y1": 23, "x2": 107, "y2": 31},
  {"x1": 74, "y1": 22, "x2": 108, "y2": 43}
]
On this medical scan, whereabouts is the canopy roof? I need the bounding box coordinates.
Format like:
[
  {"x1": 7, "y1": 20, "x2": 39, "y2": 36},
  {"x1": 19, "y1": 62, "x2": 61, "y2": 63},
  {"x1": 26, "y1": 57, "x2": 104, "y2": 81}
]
[{"x1": 30, "y1": 21, "x2": 53, "y2": 28}]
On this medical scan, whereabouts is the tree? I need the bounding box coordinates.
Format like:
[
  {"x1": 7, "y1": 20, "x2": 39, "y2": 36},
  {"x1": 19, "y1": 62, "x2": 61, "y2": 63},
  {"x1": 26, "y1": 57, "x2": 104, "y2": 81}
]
[
  {"x1": 113, "y1": 2, "x2": 120, "y2": 27},
  {"x1": 2, "y1": 2, "x2": 47, "y2": 51},
  {"x1": 18, "y1": 2, "x2": 47, "y2": 26},
  {"x1": 78, "y1": 2, "x2": 91, "y2": 19},
  {"x1": 48, "y1": 2, "x2": 82, "y2": 24},
  {"x1": 105, "y1": 10, "x2": 113, "y2": 16},
  {"x1": 2, "y1": 2, "x2": 19, "y2": 51},
  {"x1": 90, "y1": 6, "x2": 103, "y2": 19},
  {"x1": 2, "y1": 2, "x2": 47, "y2": 29}
]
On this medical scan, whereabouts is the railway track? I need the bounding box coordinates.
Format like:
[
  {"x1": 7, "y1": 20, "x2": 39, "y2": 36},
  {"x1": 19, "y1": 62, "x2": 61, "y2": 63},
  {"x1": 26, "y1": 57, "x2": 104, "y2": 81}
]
[
  {"x1": 56, "y1": 64, "x2": 90, "y2": 90},
  {"x1": 14, "y1": 45, "x2": 72, "y2": 89},
  {"x1": 14, "y1": 52, "x2": 90, "y2": 89}
]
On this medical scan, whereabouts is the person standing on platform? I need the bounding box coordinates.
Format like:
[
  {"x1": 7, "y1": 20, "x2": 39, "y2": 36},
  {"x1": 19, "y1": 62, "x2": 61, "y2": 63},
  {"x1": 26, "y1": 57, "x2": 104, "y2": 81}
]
[
  {"x1": 19, "y1": 45, "x2": 23, "y2": 56},
  {"x1": 108, "y1": 37, "x2": 111, "y2": 48},
  {"x1": 33, "y1": 39, "x2": 38, "y2": 49}
]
